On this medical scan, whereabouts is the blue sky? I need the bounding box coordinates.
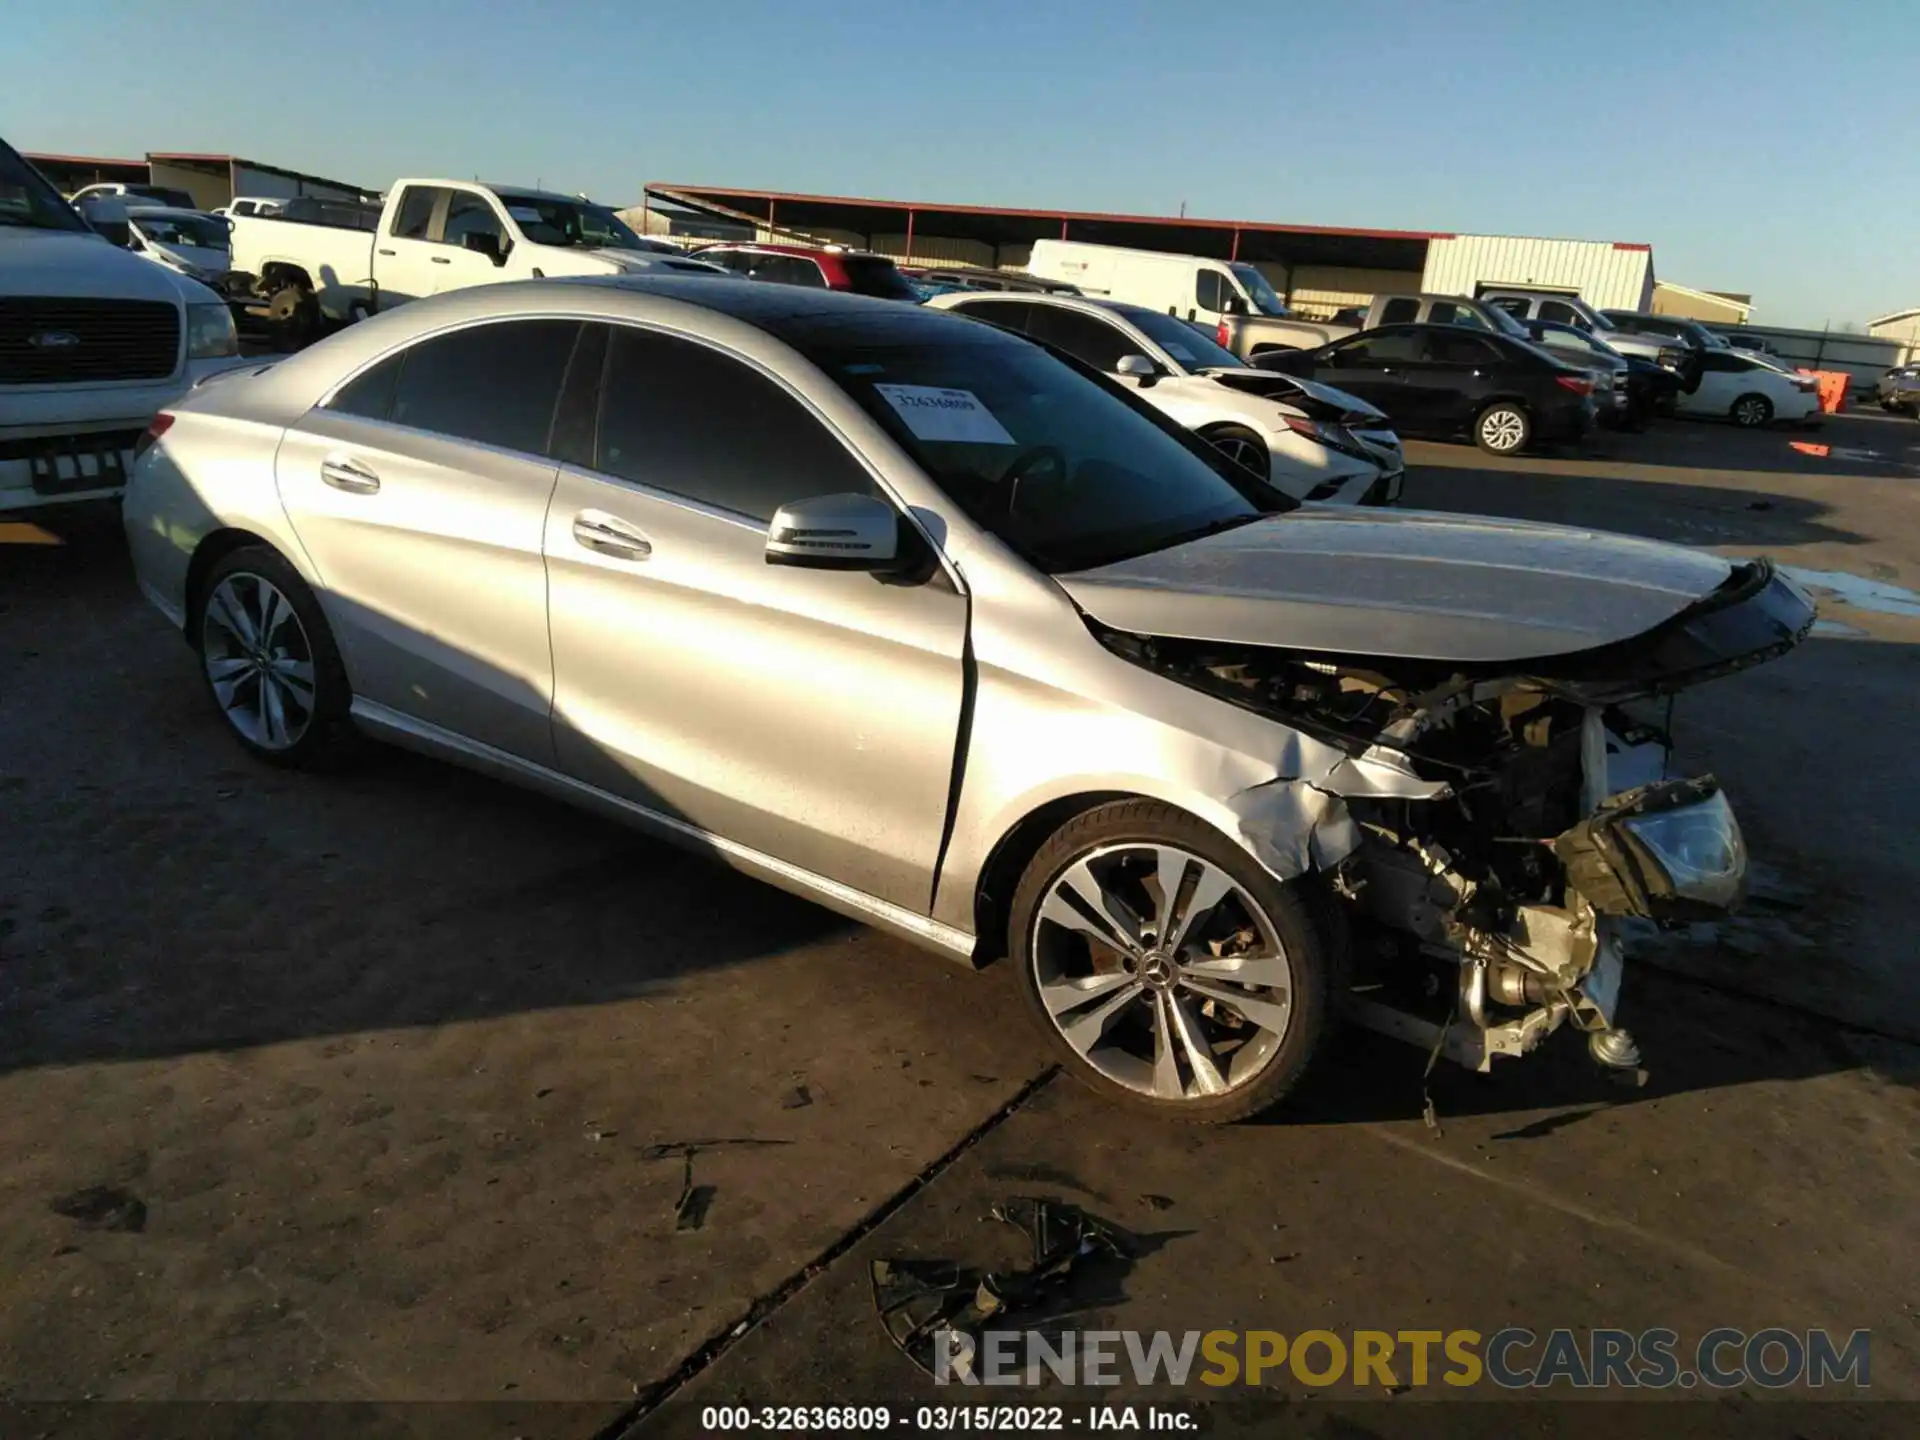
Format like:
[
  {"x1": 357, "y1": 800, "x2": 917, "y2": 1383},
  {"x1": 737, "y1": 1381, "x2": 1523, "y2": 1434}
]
[{"x1": 7, "y1": 0, "x2": 1915, "y2": 328}]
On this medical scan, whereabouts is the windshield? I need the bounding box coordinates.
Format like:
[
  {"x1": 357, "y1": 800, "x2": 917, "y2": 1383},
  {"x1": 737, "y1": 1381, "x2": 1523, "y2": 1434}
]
[
  {"x1": 1229, "y1": 263, "x2": 1289, "y2": 316},
  {"x1": 1483, "y1": 305, "x2": 1530, "y2": 338},
  {"x1": 495, "y1": 194, "x2": 649, "y2": 250},
  {"x1": 133, "y1": 213, "x2": 230, "y2": 249},
  {"x1": 809, "y1": 335, "x2": 1282, "y2": 572},
  {"x1": 0, "y1": 142, "x2": 88, "y2": 232},
  {"x1": 131, "y1": 185, "x2": 197, "y2": 209},
  {"x1": 1125, "y1": 308, "x2": 1247, "y2": 370},
  {"x1": 842, "y1": 255, "x2": 921, "y2": 301}
]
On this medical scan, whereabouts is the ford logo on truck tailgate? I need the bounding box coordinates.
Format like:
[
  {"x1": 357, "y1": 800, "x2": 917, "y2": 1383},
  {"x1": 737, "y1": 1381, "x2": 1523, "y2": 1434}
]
[{"x1": 27, "y1": 331, "x2": 82, "y2": 350}]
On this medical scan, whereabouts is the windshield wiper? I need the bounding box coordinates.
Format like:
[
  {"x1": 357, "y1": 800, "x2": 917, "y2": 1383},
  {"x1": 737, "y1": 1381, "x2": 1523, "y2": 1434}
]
[{"x1": 1154, "y1": 511, "x2": 1268, "y2": 551}]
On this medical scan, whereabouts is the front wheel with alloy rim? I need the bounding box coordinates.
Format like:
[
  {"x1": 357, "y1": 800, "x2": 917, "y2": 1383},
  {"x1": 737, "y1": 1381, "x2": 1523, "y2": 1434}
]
[
  {"x1": 193, "y1": 546, "x2": 353, "y2": 767},
  {"x1": 1008, "y1": 800, "x2": 1333, "y2": 1123},
  {"x1": 1730, "y1": 393, "x2": 1774, "y2": 428},
  {"x1": 1200, "y1": 423, "x2": 1270, "y2": 480},
  {"x1": 1474, "y1": 403, "x2": 1531, "y2": 455}
]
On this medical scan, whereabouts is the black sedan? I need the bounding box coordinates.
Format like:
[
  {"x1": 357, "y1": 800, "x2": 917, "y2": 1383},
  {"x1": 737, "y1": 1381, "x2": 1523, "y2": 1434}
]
[{"x1": 1256, "y1": 324, "x2": 1597, "y2": 456}]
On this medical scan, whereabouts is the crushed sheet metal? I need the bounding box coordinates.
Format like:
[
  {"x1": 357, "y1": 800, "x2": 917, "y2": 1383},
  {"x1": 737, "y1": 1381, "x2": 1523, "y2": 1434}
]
[{"x1": 1229, "y1": 739, "x2": 1452, "y2": 880}]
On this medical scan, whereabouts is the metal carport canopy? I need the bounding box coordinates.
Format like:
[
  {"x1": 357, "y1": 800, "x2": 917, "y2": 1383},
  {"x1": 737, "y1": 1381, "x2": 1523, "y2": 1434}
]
[{"x1": 645, "y1": 183, "x2": 1447, "y2": 270}]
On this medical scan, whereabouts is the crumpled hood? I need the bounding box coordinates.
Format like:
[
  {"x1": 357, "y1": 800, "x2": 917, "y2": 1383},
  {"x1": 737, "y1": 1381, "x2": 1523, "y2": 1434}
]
[
  {"x1": 149, "y1": 242, "x2": 231, "y2": 279},
  {"x1": 0, "y1": 229, "x2": 200, "y2": 304},
  {"x1": 1200, "y1": 367, "x2": 1387, "y2": 423},
  {"x1": 1057, "y1": 507, "x2": 1739, "y2": 662}
]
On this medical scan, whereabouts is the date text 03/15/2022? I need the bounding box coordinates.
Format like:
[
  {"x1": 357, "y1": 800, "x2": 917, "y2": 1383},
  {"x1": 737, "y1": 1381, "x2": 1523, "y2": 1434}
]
[{"x1": 700, "y1": 1404, "x2": 1195, "y2": 1431}]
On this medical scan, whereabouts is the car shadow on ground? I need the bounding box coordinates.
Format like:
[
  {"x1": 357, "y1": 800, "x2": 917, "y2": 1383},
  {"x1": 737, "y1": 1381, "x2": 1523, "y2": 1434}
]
[
  {"x1": 3, "y1": 514, "x2": 1907, "y2": 1126},
  {"x1": 1401, "y1": 462, "x2": 1870, "y2": 550}
]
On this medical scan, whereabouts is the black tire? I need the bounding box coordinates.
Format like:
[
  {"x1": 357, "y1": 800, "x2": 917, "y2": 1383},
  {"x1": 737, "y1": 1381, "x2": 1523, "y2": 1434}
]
[
  {"x1": 192, "y1": 545, "x2": 355, "y2": 769},
  {"x1": 1730, "y1": 393, "x2": 1774, "y2": 428},
  {"x1": 1474, "y1": 401, "x2": 1531, "y2": 455},
  {"x1": 1007, "y1": 799, "x2": 1335, "y2": 1124},
  {"x1": 1199, "y1": 423, "x2": 1269, "y2": 480}
]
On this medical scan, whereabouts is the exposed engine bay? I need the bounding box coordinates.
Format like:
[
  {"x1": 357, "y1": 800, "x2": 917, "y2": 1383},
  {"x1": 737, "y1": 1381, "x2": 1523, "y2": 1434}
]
[{"x1": 1090, "y1": 559, "x2": 1813, "y2": 1082}]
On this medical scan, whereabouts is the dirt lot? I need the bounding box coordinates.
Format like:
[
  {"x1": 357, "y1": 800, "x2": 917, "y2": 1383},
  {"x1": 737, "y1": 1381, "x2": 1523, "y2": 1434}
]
[{"x1": 3, "y1": 410, "x2": 1918, "y2": 1436}]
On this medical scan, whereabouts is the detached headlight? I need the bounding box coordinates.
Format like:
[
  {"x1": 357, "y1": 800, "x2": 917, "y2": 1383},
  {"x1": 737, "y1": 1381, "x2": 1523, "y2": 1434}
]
[
  {"x1": 186, "y1": 301, "x2": 239, "y2": 360},
  {"x1": 1553, "y1": 776, "x2": 1748, "y2": 921}
]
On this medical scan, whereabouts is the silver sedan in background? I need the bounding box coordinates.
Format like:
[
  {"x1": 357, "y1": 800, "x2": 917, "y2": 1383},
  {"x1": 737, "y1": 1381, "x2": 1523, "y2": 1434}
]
[{"x1": 124, "y1": 278, "x2": 1805, "y2": 1121}]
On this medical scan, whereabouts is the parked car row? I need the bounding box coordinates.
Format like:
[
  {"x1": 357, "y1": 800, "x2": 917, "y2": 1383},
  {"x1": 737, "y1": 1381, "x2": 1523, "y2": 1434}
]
[{"x1": 119, "y1": 275, "x2": 1807, "y2": 1121}]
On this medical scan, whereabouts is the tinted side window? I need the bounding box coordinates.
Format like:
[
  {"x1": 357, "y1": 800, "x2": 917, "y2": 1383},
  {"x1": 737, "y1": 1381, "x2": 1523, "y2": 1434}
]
[
  {"x1": 1486, "y1": 296, "x2": 1528, "y2": 318},
  {"x1": 1540, "y1": 300, "x2": 1580, "y2": 325},
  {"x1": 951, "y1": 299, "x2": 1035, "y2": 334},
  {"x1": 391, "y1": 186, "x2": 442, "y2": 240},
  {"x1": 389, "y1": 320, "x2": 581, "y2": 453},
  {"x1": 1329, "y1": 329, "x2": 1425, "y2": 365},
  {"x1": 1026, "y1": 307, "x2": 1132, "y2": 372},
  {"x1": 1378, "y1": 297, "x2": 1420, "y2": 325},
  {"x1": 1700, "y1": 352, "x2": 1749, "y2": 373},
  {"x1": 1195, "y1": 270, "x2": 1223, "y2": 311},
  {"x1": 327, "y1": 354, "x2": 404, "y2": 421},
  {"x1": 1425, "y1": 331, "x2": 1499, "y2": 364},
  {"x1": 595, "y1": 327, "x2": 877, "y2": 521},
  {"x1": 785, "y1": 257, "x2": 828, "y2": 288},
  {"x1": 442, "y1": 192, "x2": 503, "y2": 248}
]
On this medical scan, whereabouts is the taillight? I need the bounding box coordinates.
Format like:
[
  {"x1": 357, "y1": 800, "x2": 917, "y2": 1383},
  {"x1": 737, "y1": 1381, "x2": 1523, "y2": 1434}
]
[
  {"x1": 134, "y1": 412, "x2": 176, "y2": 458},
  {"x1": 1216, "y1": 320, "x2": 1230, "y2": 347},
  {"x1": 1555, "y1": 376, "x2": 1594, "y2": 396}
]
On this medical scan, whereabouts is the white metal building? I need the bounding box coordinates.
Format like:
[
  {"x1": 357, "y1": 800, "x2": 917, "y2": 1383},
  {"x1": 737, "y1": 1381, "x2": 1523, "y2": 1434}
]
[{"x1": 1422, "y1": 234, "x2": 1655, "y2": 311}]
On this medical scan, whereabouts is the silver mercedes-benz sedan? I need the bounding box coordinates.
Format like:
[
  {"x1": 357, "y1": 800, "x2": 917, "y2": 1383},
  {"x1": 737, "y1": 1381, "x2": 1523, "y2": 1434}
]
[{"x1": 123, "y1": 277, "x2": 1812, "y2": 1122}]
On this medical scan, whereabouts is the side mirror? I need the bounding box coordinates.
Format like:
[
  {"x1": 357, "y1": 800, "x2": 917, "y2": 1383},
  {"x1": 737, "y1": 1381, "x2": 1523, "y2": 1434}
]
[
  {"x1": 1115, "y1": 354, "x2": 1158, "y2": 385},
  {"x1": 463, "y1": 230, "x2": 508, "y2": 265},
  {"x1": 765, "y1": 493, "x2": 902, "y2": 571}
]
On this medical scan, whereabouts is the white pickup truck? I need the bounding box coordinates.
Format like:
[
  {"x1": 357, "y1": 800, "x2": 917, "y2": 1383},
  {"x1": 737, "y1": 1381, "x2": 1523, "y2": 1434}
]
[
  {"x1": 3, "y1": 138, "x2": 245, "y2": 515},
  {"x1": 226, "y1": 179, "x2": 720, "y2": 343}
]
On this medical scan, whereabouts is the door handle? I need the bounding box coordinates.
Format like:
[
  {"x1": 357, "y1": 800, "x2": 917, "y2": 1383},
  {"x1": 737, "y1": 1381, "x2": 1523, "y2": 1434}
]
[
  {"x1": 320, "y1": 457, "x2": 380, "y2": 494},
  {"x1": 430, "y1": 256, "x2": 451, "y2": 265},
  {"x1": 377, "y1": 247, "x2": 396, "y2": 256},
  {"x1": 572, "y1": 511, "x2": 652, "y2": 560}
]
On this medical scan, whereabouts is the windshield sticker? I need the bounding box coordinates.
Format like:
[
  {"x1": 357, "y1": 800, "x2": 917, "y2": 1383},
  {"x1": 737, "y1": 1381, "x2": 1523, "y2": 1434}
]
[
  {"x1": 507, "y1": 206, "x2": 545, "y2": 224},
  {"x1": 874, "y1": 384, "x2": 1016, "y2": 445}
]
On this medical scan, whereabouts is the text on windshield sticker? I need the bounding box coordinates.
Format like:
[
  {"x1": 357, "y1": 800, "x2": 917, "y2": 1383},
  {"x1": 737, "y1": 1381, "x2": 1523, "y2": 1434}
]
[{"x1": 873, "y1": 384, "x2": 1016, "y2": 445}]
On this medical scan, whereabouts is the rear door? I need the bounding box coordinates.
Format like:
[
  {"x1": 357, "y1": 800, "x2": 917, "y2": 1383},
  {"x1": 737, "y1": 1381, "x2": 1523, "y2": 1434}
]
[
  {"x1": 374, "y1": 185, "x2": 453, "y2": 307},
  {"x1": 275, "y1": 317, "x2": 585, "y2": 762},
  {"x1": 1680, "y1": 349, "x2": 1749, "y2": 415},
  {"x1": 1414, "y1": 328, "x2": 1504, "y2": 430},
  {"x1": 542, "y1": 324, "x2": 968, "y2": 911}
]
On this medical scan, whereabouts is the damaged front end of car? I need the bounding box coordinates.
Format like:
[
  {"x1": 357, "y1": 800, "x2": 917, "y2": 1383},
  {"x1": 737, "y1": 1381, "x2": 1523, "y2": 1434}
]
[{"x1": 1094, "y1": 558, "x2": 1815, "y2": 1081}]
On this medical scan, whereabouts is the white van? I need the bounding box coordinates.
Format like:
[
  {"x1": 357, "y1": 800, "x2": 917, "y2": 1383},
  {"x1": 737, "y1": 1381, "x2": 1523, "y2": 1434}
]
[{"x1": 1026, "y1": 238, "x2": 1295, "y2": 329}]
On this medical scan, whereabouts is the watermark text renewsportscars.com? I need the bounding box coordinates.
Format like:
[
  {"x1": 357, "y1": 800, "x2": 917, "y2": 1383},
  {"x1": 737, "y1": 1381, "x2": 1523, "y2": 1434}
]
[{"x1": 933, "y1": 1327, "x2": 1871, "y2": 1390}]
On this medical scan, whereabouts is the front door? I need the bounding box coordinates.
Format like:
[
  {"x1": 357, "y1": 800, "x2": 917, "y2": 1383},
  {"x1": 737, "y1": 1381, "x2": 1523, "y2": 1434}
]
[
  {"x1": 1409, "y1": 327, "x2": 1503, "y2": 432},
  {"x1": 1312, "y1": 329, "x2": 1428, "y2": 426},
  {"x1": 543, "y1": 323, "x2": 968, "y2": 912},
  {"x1": 275, "y1": 317, "x2": 585, "y2": 763}
]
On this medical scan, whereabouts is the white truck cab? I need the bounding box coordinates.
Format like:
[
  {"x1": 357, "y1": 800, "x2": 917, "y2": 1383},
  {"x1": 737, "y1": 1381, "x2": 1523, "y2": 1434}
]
[
  {"x1": 2, "y1": 139, "x2": 245, "y2": 514},
  {"x1": 227, "y1": 179, "x2": 719, "y2": 341}
]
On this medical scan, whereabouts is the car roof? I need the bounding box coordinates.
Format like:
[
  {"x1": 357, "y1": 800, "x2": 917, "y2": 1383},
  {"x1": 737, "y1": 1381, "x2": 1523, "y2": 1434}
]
[
  {"x1": 701, "y1": 241, "x2": 896, "y2": 262},
  {"x1": 484, "y1": 184, "x2": 603, "y2": 205}
]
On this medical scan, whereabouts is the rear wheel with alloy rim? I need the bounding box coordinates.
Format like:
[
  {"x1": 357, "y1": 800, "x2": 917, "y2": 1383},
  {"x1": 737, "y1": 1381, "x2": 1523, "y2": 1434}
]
[
  {"x1": 1730, "y1": 393, "x2": 1774, "y2": 428},
  {"x1": 1200, "y1": 423, "x2": 1269, "y2": 479},
  {"x1": 1475, "y1": 403, "x2": 1530, "y2": 455},
  {"x1": 1008, "y1": 800, "x2": 1333, "y2": 1123},
  {"x1": 194, "y1": 546, "x2": 353, "y2": 768}
]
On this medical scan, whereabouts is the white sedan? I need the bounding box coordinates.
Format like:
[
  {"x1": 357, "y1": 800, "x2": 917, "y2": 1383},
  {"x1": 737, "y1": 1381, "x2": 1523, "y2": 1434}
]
[
  {"x1": 1677, "y1": 349, "x2": 1821, "y2": 428},
  {"x1": 929, "y1": 291, "x2": 1401, "y2": 504}
]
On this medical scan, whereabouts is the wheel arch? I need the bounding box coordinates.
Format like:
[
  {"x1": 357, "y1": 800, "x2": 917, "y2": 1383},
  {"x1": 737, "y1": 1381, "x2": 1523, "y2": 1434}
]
[
  {"x1": 183, "y1": 528, "x2": 282, "y2": 647},
  {"x1": 970, "y1": 789, "x2": 1137, "y2": 965}
]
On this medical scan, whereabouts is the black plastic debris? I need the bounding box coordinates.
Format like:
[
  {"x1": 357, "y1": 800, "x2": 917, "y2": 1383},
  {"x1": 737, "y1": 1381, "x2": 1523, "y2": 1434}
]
[
  {"x1": 50, "y1": 1185, "x2": 147, "y2": 1233},
  {"x1": 870, "y1": 1197, "x2": 1133, "y2": 1378}
]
